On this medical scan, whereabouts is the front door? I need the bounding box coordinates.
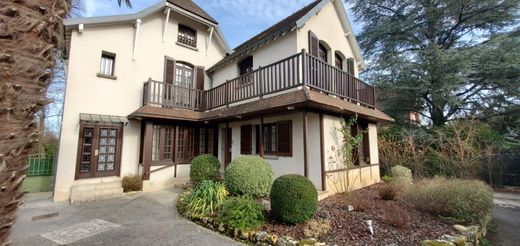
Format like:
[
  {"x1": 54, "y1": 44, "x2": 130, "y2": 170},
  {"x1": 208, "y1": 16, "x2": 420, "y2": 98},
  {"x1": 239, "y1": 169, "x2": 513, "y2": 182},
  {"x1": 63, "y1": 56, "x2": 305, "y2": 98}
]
[{"x1": 76, "y1": 124, "x2": 123, "y2": 179}]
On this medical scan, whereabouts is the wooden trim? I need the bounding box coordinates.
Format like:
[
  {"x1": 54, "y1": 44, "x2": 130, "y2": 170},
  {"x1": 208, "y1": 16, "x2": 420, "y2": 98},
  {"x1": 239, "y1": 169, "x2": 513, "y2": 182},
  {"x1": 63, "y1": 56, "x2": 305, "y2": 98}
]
[
  {"x1": 259, "y1": 116, "x2": 264, "y2": 158},
  {"x1": 303, "y1": 110, "x2": 308, "y2": 177},
  {"x1": 319, "y1": 113, "x2": 326, "y2": 191},
  {"x1": 142, "y1": 121, "x2": 153, "y2": 180}
]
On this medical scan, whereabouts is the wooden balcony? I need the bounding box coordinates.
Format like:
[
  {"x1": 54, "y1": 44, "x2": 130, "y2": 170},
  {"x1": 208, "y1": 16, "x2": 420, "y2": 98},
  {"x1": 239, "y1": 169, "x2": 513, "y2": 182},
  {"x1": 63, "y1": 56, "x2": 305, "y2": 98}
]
[{"x1": 142, "y1": 50, "x2": 375, "y2": 111}]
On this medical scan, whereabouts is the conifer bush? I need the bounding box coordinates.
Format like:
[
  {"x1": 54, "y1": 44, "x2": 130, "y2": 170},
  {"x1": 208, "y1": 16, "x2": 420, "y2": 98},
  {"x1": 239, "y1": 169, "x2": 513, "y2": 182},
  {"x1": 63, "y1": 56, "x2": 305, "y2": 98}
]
[
  {"x1": 224, "y1": 156, "x2": 273, "y2": 197},
  {"x1": 190, "y1": 154, "x2": 221, "y2": 184}
]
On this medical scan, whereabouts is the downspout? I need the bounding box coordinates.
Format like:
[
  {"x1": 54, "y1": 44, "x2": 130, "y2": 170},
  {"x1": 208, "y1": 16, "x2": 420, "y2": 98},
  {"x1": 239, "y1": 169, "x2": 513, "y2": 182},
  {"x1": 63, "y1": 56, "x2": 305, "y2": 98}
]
[
  {"x1": 206, "y1": 26, "x2": 214, "y2": 56},
  {"x1": 132, "y1": 18, "x2": 141, "y2": 61},
  {"x1": 162, "y1": 8, "x2": 171, "y2": 42}
]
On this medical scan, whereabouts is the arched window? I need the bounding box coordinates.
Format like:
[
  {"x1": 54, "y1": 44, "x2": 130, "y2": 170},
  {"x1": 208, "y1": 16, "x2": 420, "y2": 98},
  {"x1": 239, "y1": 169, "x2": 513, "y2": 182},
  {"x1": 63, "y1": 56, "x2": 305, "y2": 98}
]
[
  {"x1": 175, "y1": 62, "x2": 194, "y2": 88},
  {"x1": 335, "y1": 52, "x2": 344, "y2": 70},
  {"x1": 238, "y1": 56, "x2": 253, "y2": 75},
  {"x1": 318, "y1": 43, "x2": 328, "y2": 62},
  {"x1": 346, "y1": 58, "x2": 355, "y2": 75}
]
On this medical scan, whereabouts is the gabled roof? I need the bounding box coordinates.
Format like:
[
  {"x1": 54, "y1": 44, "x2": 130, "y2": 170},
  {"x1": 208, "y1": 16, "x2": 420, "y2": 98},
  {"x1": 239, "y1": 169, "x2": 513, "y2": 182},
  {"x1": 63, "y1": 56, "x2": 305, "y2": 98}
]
[
  {"x1": 207, "y1": 0, "x2": 365, "y2": 73},
  {"x1": 167, "y1": 0, "x2": 217, "y2": 24},
  {"x1": 63, "y1": 0, "x2": 231, "y2": 55}
]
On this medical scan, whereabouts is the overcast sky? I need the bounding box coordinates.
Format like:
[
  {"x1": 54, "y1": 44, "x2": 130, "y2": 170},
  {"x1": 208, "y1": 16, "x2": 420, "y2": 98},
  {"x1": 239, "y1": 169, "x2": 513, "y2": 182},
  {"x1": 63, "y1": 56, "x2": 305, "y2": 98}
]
[{"x1": 78, "y1": 0, "x2": 362, "y2": 49}]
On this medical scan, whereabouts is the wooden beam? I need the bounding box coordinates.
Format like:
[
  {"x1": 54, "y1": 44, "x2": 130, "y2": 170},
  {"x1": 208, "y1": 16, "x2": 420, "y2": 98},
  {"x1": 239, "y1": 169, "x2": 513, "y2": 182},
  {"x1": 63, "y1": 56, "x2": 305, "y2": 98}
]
[
  {"x1": 174, "y1": 125, "x2": 179, "y2": 177},
  {"x1": 319, "y1": 113, "x2": 326, "y2": 191},
  {"x1": 224, "y1": 122, "x2": 230, "y2": 168},
  {"x1": 303, "y1": 110, "x2": 308, "y2": 177},
  {"x1": 142, "y1": 121, "x2": 153, "y2": 180},
  {"x1": 259, "y1": 116, "x2": 264, "y2": 158}
]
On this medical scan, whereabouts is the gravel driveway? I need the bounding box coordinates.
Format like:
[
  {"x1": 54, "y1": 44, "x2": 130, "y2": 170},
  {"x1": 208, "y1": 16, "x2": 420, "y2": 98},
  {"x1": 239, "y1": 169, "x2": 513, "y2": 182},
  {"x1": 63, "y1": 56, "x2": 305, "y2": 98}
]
[{"x1": 488, "y1": 192, "x2": 520, "y2": 246}]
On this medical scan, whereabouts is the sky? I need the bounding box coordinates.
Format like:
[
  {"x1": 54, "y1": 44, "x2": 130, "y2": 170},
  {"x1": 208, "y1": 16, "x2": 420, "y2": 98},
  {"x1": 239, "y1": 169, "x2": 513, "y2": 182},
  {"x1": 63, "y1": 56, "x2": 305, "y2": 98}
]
[{"x1": 78, "y1": 0, "x2": 363, "y2": 49}]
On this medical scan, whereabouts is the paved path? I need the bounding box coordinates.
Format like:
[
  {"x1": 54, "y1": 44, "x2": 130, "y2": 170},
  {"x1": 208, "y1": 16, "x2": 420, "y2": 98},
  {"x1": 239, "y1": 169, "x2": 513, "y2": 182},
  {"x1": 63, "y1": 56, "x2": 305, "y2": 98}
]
[
  {"x1": 11, "y1": 189, "x2": 242, "y2": 245},
  {"x1": 488, "y1": 192, "x2": 520, "y2": 246}
]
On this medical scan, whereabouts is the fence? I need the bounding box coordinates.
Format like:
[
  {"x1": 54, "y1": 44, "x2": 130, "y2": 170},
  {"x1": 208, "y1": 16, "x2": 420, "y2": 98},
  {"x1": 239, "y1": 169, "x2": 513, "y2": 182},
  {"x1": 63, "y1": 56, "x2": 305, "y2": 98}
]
[{"x1": 27, "y1": 154, "x2": 55, "y2": 176}]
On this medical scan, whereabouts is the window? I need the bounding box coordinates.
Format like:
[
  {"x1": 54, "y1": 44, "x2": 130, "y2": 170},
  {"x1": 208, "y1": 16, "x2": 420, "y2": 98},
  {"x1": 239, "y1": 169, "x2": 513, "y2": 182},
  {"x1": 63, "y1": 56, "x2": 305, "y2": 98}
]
[
  {"x1": 99, "y1": 51, "x2": 115, "y2": 76},
  {"x1": 318, "y1": 43, "x2": 328, "y2": 62},
  {"x1": 199, "y1": 128, "x2": 215, "y2": 154},
  {"x1": 175, "y1": 62, "x2": 194, "y2": 88},
  {"x1": 346, "y1": 58, "x2": 355, "y2": 75},
  {"x1": 263, "y1": 121, "x2": 292, "y2": 156},
  {"x1": 150, "y1": 125, "x2": 193, "y2": 162},
  {"x1": 350, "y1": 121, "x2": 370, "y2": 166},
  {"x1": 238, "y1": 56, "x2": 253, "y2": 75},
  {"x1": 335, "y1": 53, "x2": 343, "y2": 70},
  {"x1": 178, "y1": 24, "x2": 197, "y2": 48}
]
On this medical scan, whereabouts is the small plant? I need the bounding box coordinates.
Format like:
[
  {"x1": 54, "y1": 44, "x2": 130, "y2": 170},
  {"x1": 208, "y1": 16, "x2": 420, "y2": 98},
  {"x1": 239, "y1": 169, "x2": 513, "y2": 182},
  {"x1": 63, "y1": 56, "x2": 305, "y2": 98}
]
[
  {"x1": 122, "y1": 175, "x2": 142, "y2": 192},
  {"x1": 382, "y1": 203, "x2": 410, "y2": 228},
  {"x1": 391, "y1": 165, "x2": 413, "y2": 184},
  {"x1": 379, "y1": 184, "x2": 397, "y2": 200},
  {"x1": 185, "y1": 180, "x2": 229, "y2": 218},
  {"x1": 303, "y1": 219, "x2": 331, "y2": 239},
  {"x1": 177, "y1": 188, "x2": 192, "y2": 216},
  {"x1": 347, "y1": 192, "x2": 372, "y2": 212},
  {"x1": 190, "y1": 154, "x2": 221, "y2": 184},
  {"x1": 219, "y1": 196, "x2": 265, "y2": 231},
  {"x1": 224, "y1": 156, "x2": 274, "y2": 197},
  {"x1": 381, "y1": 175, "x2": 393, "y2": 183},
  {"x1": 402, "y1": 177, "x2": 493, "y2": 225},
  {"x1": 270, "y1": 174, "x2": 318, "y2": 224}
]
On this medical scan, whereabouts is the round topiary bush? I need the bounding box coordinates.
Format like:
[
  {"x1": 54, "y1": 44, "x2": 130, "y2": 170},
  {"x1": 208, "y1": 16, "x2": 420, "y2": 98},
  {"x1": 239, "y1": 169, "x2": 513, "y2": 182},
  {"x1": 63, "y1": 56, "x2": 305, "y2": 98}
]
[
  {"x1": 190, "y1": 154, "x2": 221, "y2": 184},
  {"x1": 270, "y1": 174, "x2": 318, "y2": 224},
  {"x1": 391, "y1": 165, "x2": 413, "y2": 184},
  {"x1": 224, "y1": 156, "x2": 273, "y2": 197}
]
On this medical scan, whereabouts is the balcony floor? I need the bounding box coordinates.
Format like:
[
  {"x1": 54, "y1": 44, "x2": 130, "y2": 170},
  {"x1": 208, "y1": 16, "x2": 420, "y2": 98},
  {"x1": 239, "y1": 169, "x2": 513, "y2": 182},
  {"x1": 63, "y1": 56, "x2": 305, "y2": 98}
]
[{"x1": 130, "y1": 87, "x2": 393, "y2": 123}]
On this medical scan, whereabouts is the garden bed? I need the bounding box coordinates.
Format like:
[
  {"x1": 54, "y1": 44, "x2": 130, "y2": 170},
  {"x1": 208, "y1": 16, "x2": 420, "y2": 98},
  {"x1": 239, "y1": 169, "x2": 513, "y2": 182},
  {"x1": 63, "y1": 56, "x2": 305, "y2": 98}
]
[{"x1": 262, "y1": 183, "x2": 454, "y2": 245}]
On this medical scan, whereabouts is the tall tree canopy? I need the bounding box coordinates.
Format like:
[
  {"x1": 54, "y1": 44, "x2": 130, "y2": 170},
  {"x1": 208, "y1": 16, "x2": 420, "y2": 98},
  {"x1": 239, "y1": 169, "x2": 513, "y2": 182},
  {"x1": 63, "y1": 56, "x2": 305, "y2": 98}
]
[{"x1": 350, "y1": 0, "x2": 520, "y2": 126}]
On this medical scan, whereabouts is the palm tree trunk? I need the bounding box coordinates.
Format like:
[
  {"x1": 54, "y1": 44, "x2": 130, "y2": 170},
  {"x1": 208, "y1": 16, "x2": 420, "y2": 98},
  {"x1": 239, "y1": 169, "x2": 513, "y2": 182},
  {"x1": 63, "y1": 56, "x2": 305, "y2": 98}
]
[{"x1": 0, "y1": 0, "x2": 70, "y2": 244}]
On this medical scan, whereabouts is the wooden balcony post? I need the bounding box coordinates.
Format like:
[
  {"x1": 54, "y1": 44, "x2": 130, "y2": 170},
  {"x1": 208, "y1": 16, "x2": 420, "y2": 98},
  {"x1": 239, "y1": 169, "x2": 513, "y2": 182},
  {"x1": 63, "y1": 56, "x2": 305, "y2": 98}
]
[
  {"x1": 303, "y1": 109, "x2": 308, "y2": 178},
  {"x1": 301, "y1": 49, "x2": 306, "y2": 86},
  {"x1": 259, "y1": 116, "x2": 264, "y2": 158},
  {"x1": 258, "y1": 66, "x2": 263, "y2": 98},
  {"x1": 142, "y1": 121, "x2": 153, "y2": 180},
  {"x1": 225, "y1": 80, "x2": 229, "y2": 108}
]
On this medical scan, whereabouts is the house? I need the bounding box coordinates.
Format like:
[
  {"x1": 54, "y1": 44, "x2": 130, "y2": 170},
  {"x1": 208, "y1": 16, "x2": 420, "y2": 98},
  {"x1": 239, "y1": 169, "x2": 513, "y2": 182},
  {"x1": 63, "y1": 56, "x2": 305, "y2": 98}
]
[{"x1": 54, "y1": 0, "x2": 393, "y2": 202}]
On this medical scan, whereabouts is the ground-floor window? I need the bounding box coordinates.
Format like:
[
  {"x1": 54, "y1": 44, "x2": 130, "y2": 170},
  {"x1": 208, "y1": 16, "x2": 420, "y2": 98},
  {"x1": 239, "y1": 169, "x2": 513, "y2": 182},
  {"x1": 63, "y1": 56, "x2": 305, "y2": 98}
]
[
  {"x1": 261, "y1": 121, "x2": 292, "y2": 157},
  {"x1": 351, "y1": 121, "x2": 370, "y2": 165},
  {"x1": 152, "y1": 124, "x2": 216, "y2": 163}
]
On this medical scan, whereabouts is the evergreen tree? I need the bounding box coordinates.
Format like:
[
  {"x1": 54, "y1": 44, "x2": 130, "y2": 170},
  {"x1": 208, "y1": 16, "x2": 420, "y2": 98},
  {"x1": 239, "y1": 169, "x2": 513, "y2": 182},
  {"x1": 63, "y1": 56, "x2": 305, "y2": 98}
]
[{"x1": 350, "y1": 0, "x2": 520, "y2": 126}]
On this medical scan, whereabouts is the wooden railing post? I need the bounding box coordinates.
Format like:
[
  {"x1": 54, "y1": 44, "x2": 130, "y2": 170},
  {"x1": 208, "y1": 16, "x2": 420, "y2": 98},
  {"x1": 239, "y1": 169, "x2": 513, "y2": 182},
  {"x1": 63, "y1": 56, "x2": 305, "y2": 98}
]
[
  {"x1": 258, "y1": 66, "x2": 263, "y2": 98},
  {"x1": 301, "y1": 49, "x2": 306, "y2": 86},
  {"x1": 225, "y1": 80, "x2": 229, "y2": 107}
]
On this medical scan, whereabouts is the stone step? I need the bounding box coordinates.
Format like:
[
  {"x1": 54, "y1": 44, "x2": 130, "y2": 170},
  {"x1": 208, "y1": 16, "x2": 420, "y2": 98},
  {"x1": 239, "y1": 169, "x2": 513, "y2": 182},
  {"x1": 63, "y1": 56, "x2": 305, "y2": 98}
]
[
  {"x1": 70, "y1": 187, "x2": 124, "y2": 204},
  {"x1": 71, "y1": 181, "x2": 122, "y2": 192}
]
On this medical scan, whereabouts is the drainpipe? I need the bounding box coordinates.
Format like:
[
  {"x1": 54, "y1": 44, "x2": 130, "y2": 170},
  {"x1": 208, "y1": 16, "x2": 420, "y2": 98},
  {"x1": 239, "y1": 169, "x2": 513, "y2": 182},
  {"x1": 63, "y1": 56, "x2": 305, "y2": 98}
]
[
  {"x1": 132, "y1": 18, "x2": 142, "y2": 61},
  {"x1": 206, "y1": 26, "x2": 214, "y2": 56},
  {"x1": 162, "y1": 8, "x2": 171, "y2": 42}
]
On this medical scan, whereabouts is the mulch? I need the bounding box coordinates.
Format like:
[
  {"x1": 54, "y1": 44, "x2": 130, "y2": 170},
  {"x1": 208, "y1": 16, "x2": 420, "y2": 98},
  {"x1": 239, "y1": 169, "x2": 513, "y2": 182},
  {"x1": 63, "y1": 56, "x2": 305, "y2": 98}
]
[{"x1": 262, "y1": 183, "x2": 454, "y2": 245}]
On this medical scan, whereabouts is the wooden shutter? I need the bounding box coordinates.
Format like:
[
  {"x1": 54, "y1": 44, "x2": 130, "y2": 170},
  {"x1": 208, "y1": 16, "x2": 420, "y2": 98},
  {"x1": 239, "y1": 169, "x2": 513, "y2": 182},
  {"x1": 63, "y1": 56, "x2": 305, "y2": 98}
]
[
  {"x1": 277, "y1": 121, "x2": 292, "y2": 156},
  {"x1": 347, "y1": 58, "x2": 355, "y2": 75},
  {"x1": 195, "y1": 66, "x2": 205, "y2": 90},
  {"x1": 165, "y1": 57, "x2": 176, "y2": 84},
  {"x1": 240, "y1": 125, "x2": 252, "y2": 155},
  {"x1": 308, "y1": 30, "x2": 319, "y2": 57}
]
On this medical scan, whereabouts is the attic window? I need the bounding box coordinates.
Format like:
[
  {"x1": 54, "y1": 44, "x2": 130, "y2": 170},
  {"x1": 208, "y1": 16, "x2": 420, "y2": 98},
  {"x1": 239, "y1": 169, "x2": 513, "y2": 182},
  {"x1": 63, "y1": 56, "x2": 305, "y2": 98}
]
[
  {"x1": 178, "y1": 24, "x2": 197, "y2": 48},
  {"x1": 98, "y1": 51, "x2": 116, "y2": 79}
]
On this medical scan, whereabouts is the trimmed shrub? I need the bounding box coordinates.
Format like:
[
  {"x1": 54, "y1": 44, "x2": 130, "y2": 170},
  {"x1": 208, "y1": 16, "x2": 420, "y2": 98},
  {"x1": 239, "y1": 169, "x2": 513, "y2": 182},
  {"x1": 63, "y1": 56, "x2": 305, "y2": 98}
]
[
  {"x1": 190, "y1": 154, "x2": 221, "y2": 184},
  {"x1": 270, "y1": 174, "x2": 318, "y2": 224},
  {"x1": 220, "y1": 196, "x2": 265, "y2": 231},
  {"x1": 122, "y1": 175, "x2": 142, "y2": 192},
  {"x1": 391, "y1": 165, "x2": 413, "y2": 183},
  {"x1": 185, "y1": 180, "x2": 228, "y2": 218},
  {"x1": 402, "y1": 177, "x2": 493, "y2": 224},
  {"x1": 379, "y1": 183, "x2": 397, "y2": 200},
  {"x1": 224, "y1": 156, "x2": 274, "y2": 197}
]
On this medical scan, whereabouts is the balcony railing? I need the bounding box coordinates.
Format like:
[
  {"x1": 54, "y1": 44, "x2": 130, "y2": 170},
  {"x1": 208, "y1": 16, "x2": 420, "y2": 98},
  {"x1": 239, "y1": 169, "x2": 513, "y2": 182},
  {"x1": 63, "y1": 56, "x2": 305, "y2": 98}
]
[{"x1": 142, "y1": 50, "x2": 375, "y2": 111}]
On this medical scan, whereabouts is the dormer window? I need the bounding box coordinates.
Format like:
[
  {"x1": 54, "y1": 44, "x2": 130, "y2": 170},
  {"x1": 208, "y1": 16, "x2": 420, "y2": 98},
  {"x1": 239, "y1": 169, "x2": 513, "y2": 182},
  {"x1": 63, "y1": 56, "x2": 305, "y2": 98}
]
[{"x1": 177, "y1": 24, "x2": 197, "y2": 48}]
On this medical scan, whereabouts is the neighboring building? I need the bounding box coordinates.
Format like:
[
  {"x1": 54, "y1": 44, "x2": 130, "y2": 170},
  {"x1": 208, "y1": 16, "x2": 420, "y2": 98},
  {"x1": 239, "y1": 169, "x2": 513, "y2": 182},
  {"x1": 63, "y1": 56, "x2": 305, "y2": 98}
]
[{"x1": 54, "y1": 0, "x2": 393, "y2": 202}]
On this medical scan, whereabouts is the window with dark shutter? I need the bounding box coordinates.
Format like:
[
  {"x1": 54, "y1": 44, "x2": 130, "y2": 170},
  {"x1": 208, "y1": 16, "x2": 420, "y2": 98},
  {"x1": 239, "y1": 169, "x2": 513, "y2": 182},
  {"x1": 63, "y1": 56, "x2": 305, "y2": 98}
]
[
  {"x1": 335, "y1": 53, "x2": 343, "y2": 70},
  {"x1": 308, "y1": 30, "x2": 319, "y2": 57},
  {"x1": 277, "y1": 121, "x2": 292, "y2": 156},
  {"x1": 240, "y1": 125, "x2": 252, "y2": 155},
  {"x1": 318, "y1": 43, "x2": 328, "y2": 62},
  {"x1": 164, "y1": 57, "x2": 176, "y2": 84},
  {"x1": 347, "y1": 58, "x2": 355, "y2": 75}
]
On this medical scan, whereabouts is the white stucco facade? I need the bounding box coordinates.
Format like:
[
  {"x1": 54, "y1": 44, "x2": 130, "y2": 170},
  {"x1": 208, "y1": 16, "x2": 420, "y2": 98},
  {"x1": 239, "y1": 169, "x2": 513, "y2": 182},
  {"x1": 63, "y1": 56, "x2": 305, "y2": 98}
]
[{"x1": 54, "y1": 0, "x2": 386, "y2": 202}]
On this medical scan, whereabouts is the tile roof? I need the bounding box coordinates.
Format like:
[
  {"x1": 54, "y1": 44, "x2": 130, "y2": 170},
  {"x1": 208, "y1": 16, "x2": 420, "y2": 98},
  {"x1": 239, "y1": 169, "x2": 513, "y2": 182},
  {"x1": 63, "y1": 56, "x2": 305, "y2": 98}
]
[{"x1": 207, "y1": 0, "x2": 323, "y2": 72}]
